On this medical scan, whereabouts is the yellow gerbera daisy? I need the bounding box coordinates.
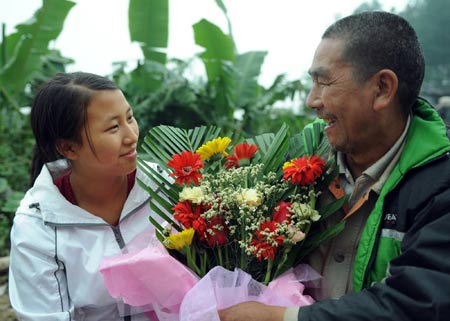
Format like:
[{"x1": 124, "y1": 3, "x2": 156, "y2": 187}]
[
  {"x1": 283, "y1": 160, "x2": 294, "y2": 169},
  {"x1": 163, "y1": 228, "x2": 195, "y2": 250},
  {"x1": 196, "y1": 137, "x2": 232, "y2": 161}
]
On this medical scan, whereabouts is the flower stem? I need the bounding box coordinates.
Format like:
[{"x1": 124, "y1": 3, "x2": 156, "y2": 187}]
[
  {"x1": 200, "y1": 251, "x2": 207, "y2": 275},
  {"x1": 217, "y1": 246, "x2": 223, "y2": 267},
  {"x1": 273, "y1": 246, "x2": 291, "y2": 279},
  {"x1": 186, "y1": 245, "x2": 202, "y2": 276},
  {"x1": 309, "y1": 186, "x2": 316, "y2": 209},
  {"x1": 240, "y1": 219, "x2": 247, "y2": 269},
  {"x1": 263, "y1": 259, "x2": 274, "y2": 285}
]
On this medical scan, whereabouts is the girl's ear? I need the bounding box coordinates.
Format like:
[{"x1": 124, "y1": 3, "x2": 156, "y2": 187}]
[
  {"x1": 56, "y1": 140, "x2": 78, "y2": 160},
  {"x1": 372, "y1": 69, "x2": 399, "y2": 112}
]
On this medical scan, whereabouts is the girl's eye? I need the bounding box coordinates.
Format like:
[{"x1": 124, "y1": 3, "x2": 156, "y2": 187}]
[
  {"x1": 127, "y1": 114, "x2": 135, "y2": 122},
  {"x1": 108, "y1": 124, "x2": 119, "y2": 131}
]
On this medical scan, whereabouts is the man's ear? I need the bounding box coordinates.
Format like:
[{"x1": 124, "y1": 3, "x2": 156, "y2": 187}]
[
  {"x1": 56, "y1": 139, "x2": 78, "y2": 160},
  {"x1": 372, "y1": 69, "x2": 398, "y2": 112}
]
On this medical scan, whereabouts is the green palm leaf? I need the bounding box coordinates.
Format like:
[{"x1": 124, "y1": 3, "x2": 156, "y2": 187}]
[{"x1": 140, "y1": 125, "x2": 221, "y2": 170}]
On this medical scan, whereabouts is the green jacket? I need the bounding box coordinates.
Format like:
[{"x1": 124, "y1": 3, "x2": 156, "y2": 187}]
[
  {"x1": 300, "y1": 98, "x2": 450, "y2": 321},
  {"x1": 354, "y1": 98, "x2": 450, "y2": 290}
]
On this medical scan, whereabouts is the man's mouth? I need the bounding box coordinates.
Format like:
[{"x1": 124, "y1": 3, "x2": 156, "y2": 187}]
[{"x1": 320, "y1": 115, "x2": 337, "y2": 128}]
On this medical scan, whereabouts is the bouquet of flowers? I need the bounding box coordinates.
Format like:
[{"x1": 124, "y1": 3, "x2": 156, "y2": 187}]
[
  {"x1": 141, "y1": 123, "x2": 345, "y2": 284},
  {"x1": 100, "y1": 123, "x2": 346, "y2": 320}
]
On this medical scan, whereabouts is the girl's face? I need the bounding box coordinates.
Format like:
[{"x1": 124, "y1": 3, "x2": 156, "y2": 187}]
[{"x1": 71, "y1": 89, "x2": 139, "y2": 178}]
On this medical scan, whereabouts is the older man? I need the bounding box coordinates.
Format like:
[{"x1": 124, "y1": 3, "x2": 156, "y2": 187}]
[{"x1": 219, "y1": 11, "x2": 450, "y2": 321}]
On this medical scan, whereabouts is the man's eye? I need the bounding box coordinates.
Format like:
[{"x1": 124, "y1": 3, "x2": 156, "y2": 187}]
[
  {"x1": 317, "y1": 79, "x2": 331, "y2": 86},
  {"x1": 313, "y1": 77, "x2": 330, "y2": 87}
]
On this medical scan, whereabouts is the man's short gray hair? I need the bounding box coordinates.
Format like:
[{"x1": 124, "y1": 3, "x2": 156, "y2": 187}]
[{"x1": 323, "y1": 11, "x2": 425, "y2": 114}]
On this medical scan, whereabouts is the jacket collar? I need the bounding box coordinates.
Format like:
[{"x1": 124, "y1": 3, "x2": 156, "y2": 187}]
[
  {"x1": 19, "y1": 160, "x2": 154, "y2": 226},
  {"x1": 398, "y1": 98, "x2": 450, "y2": 172}
]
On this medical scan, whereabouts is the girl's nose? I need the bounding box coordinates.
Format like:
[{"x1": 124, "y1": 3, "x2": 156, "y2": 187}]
[{"x1": 123, "y1": 123, "x2": 139, "y2": 145}]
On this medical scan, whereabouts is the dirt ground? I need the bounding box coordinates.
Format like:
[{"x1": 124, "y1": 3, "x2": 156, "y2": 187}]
[
  {"x1": 0, "y1": 268, "x2": 17, "y2": 321},
  {"x1": 0, "y1": 294, "x2": 16, "y2": 321}
]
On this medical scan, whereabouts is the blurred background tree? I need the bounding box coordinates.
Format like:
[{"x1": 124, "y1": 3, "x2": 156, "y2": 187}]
[
  {"x1": 401, "y1": 0, "x2": 450, "y2": 100},
  {"x1": 0, "y1": 0, "x2": 74, "y2": 256},
  {"x1": 114, "y1": 0, "x2": 309, "y2": 142}
]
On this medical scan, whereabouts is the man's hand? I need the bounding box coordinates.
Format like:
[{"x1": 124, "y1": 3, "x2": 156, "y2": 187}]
[{"x1": 218, "y1": 301, "x2": 287, "y2": 321}]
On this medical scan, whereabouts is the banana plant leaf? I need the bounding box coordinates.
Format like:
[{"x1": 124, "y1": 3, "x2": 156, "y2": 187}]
[
  {"x1": 193, "y1": 19, "x2": 236, "y2": 117},
  {"x1": 128, "y1": 0, "x2": 168, "y2": 92},
  {"x1": 213, "y1": 0, "x2": 236, "y2": 49},
  {"x1": 129, "y1": 0, "x2": 168, "y2": 64},
  {"x1": 235, "y1": 51, "x2": 267, "y2": 107},
  {"x1": 0, "y1": 0, "x2": 74, "y2": 100}
]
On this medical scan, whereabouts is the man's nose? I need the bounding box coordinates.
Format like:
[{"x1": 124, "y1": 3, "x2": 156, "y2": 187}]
[{"x1": 306, "y1": 86, "x2": 322, "y2": 110}]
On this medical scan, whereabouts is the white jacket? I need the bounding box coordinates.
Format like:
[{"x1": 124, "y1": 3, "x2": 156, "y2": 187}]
[{"x1": 9, "y1": 160, "x2": 165, "y2": 321}]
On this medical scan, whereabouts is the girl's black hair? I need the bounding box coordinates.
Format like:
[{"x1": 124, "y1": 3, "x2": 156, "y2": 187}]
[{"x1": 30, "y1": 72, "x2": 118, "y2": 185}]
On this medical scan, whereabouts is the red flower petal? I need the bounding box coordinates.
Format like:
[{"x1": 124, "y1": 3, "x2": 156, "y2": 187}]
[
  {"x1": 172, "y1": 201, "x2": 202, "y2": 228},
  {"x1": 283, "y1": 155, "x2": 326, "y2": 185},
  {"x1": 167, "y1": 151, "x2": 204, "y2": 186},
  {"x1": 225, "y1": 142, "x2": 258, "y2": 169},
  {"x1": 250, "y1": 221, "x2": 284, "y2": 261},
  {"x1": 205, "y1": 216, "x2": 229, "y2": 247},
  {"x1": 272, "y1": 201, "x2": 292, "y2": 224}
]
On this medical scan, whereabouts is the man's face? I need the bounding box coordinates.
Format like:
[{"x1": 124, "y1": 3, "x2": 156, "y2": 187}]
[{"x1": 306, "y1": 38, "x2": 378, "y2": 156}]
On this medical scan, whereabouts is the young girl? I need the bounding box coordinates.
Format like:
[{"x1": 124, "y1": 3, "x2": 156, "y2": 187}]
[{"x1": 8, "y1": 72, "x2": 164, "y2": 320}]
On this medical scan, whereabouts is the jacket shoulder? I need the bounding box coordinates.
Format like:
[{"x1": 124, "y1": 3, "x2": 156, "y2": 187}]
[{"x1": 385, "y1": 152, "x2": 450, "y2": 228}]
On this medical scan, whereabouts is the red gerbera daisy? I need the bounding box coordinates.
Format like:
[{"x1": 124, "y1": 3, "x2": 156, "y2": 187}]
[
  {"x1": 172, "y1": 201, "x2": 208, "y2": 238},
  {"x1": 272, "y1": 201, "x2": 292, "y2": 224},
  {"x1": 250, "y1": 221, "x2": 284, "y2": 261},
  {"x1": 282, "y1": 155, "x2": 326, "y2": 185},
  {"x1": 167, "y1": 151, "x2": 204, "y2": 186},
  {"x1": 172, "y1": 201, "x2": 201, "y2": 228},
  {"x1": 225, "y1": 142, "x2": 259, "y2": 169},
  {"x1": 204, "y1": 215, "x2": 229, "y2": 247}
]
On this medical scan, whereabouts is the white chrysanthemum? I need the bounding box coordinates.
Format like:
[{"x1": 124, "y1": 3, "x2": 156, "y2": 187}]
[
  {"x1": 290, "y1": 202, "x2": 321, "y2": 222},
  {"x1": 179, "y1": 186, "x2": 204, "y2": 204},
  {"x1": 236, "y1": 188, "x2": 263, "y2": 208}
]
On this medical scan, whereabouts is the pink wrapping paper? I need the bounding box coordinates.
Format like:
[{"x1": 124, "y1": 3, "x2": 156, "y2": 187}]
[
  {"x1": 100, "y1": 238, "x2": 317, "y2": 321},
  {"x1": 179, "y1": 266, "x2": 316, "y2": 321},
  {"x1": 100, "y1": 240, "x2": 198, "y2": 309}
]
